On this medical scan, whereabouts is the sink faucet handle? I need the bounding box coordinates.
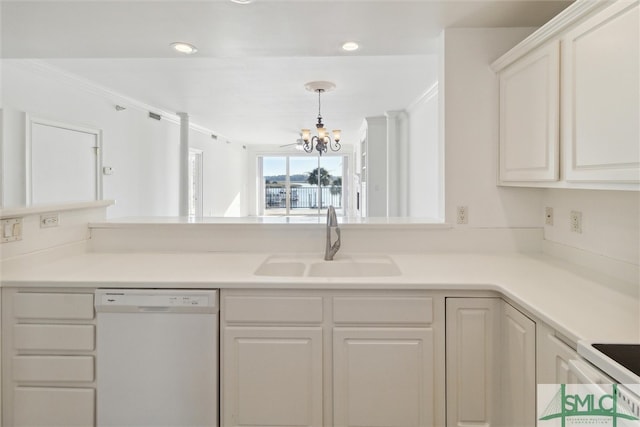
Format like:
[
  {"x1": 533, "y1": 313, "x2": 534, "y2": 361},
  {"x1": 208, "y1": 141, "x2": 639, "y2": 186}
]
[{"x1": 327, "y1": 205, "x2": 338, "y2": 226}]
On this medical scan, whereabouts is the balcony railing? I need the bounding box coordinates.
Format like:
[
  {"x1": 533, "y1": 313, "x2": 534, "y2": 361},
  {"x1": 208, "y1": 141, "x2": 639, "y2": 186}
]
[{"x1": 265, "y1": 186, "x2": 342, "y2": 209}]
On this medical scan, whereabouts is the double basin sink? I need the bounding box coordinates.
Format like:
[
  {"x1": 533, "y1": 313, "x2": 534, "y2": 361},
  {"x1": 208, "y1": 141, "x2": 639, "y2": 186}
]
[{"x1": 254, "y1": 255, "x2": 401, "y2": 278}]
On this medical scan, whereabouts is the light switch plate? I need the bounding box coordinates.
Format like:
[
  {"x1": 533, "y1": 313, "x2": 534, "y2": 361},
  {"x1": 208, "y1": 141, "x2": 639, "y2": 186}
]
[{"x1": 2, "y1": 218, "x2": 23, "y2": 243}]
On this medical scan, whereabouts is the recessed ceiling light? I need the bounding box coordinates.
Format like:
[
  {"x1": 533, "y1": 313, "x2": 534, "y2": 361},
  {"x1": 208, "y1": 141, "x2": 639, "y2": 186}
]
[
  {"x1": 170, "y1": 42, "x2": 198, "y2": 55},
  {"x1": 230, "y1": 0, "x2": 254, "y2": 4},
  {"x1": 342, "y1": 42, "x2": 359, "y2": 52}
]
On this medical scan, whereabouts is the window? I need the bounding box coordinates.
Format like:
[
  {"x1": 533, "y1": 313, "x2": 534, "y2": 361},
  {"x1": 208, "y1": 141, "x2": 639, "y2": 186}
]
[{"x1": 260, "y1": 155, "x2": 345, "y2": 216}]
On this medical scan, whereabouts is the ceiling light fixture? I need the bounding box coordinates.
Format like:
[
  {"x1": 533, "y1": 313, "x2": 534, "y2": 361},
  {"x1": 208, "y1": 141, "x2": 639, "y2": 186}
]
[
  {"x1": 301, "y1": 81, "x2": 341, "y2": 156},
  {"x1": 170, "y1": 42, "x2": 198, "y2": 54},
  {"x1": 342, "y1": 41, "x2": 359, "y2": 52},
  {"x1": 230, "y1": 0, "x2": 254, "y2": 4}
]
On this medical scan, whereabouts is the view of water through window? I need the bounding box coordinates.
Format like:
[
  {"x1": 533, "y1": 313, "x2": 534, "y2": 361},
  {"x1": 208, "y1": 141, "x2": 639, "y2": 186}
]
[{"x1": 262, "y1": 155, "x2": 344, "y2": 216}]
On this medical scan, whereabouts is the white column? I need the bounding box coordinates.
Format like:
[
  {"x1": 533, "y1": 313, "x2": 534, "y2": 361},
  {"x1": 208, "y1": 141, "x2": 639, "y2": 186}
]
[
  {"x1": 386, "y1": 110, "x2": 409, "y2": 217},
  {"x1": 177, "y1": 112, "x2": 189, "y2": 217}
]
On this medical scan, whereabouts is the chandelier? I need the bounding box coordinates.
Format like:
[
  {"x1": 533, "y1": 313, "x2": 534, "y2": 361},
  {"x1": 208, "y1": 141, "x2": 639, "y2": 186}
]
[{"x1": 301, "y1": 81, "x2": 341, "y2": 155}]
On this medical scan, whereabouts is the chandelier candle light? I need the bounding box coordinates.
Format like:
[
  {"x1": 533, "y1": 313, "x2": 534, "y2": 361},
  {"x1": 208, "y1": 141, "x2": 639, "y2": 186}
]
[{"x1": 302, "y1": 81, "x2": 341, "y2": 155}]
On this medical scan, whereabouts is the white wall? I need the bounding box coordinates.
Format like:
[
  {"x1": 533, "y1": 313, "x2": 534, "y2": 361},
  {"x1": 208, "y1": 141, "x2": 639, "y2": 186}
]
[
  {"x1": 1, "y1": 60, "x2": 248, "y2": 218},
  {"x1": 543, "y1": 189, "x2": 640, "y2": 265},
  {"x1": 442, "y1": 28, "x2": 544, "y2": 228},
  {"x1": 407, "y1": 84, "x2": 441, "y2": 219},
  {"x1": 190, "y1": 133, "x2": 248, "y2": 217},
  {"x1": 441, "y1": 28, "x2": 639, "y2": 267},
  {"x1": 1, "y1": 108, "x2": 26, "y2": 208}
]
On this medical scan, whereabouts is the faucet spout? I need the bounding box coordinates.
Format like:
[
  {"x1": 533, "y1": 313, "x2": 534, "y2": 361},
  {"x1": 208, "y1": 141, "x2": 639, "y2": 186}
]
[{"x1": 325, "y1": 206, "x2": 341, "y2": 261}]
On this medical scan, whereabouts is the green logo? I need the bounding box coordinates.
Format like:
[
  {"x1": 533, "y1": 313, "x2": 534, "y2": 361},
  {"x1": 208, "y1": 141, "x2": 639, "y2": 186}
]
[{"x1": 539, "y1": 384, "x2": 639, "y2": 427}]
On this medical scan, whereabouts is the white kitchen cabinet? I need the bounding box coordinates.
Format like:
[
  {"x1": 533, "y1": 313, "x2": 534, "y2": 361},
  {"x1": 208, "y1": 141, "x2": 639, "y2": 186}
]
[
  {"x1": 446, "y1": 297, "x2": 536, "y2": 427},
  {"x1": 446, "y1": 297, "x2": 502, "y2": 427},
  {"x1": 332, "y1": 294, "x2": 442, "y2": 427},
  {"x1": 221, "y1": 290, "x2": 445, "y2": 427},
  {"x1": 1, "y1": 288, "x2": 96, "y2": 427},
  {"x1": 494, "y1": 0, "x2": 639, "y2": 190},
  {"x1": 221, "y1": 293, "x2": 325, "y2": 427},
  {"x1": 562, "y1": 0, "x2": 639, "y2": 184},
  {"x1": 537, "y1": 322, "x2": 579, "y2": 384},
  {"x1": 498, "y1": 41, "x2": 560, "y2": 182},
  {"x1": 333, "y1": 327, "x2": 435, "y2": 427},
  {"x1": 13, "y1": 292, "x2": 95, "y2": 319},
  {"x1": 14, "y1": 387, "x2": 95, "y2": 427},
  {"x1": 223, "y1": 327, "x2": 324, "y2": 427},
  {"x1": 500, "y1": 300, "x2": 536, "y2": 427}
]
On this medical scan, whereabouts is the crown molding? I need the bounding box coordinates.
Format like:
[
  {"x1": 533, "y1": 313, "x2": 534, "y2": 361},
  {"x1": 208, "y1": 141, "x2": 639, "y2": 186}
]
[
  {"x1": 491, "y1": 0, "x2": 613, "y2": 72},
  {"x1": 7, "y1": 59, "x2": 231, "y2": 142},
  {"x1": 406, "y1": 82, "x2": 438, "y2": 112}
]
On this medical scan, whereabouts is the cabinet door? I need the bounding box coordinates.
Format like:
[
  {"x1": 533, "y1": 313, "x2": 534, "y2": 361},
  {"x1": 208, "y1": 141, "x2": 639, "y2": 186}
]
[
  {"x1": 537, "y1": 323, "x2": 579, "y2": 385},
  {"x1": 562, "y1": 0, "x2": 639, "y2": 183},
  {"x1": 333, "y1": 327, "x2": 435, "y2": 427},
  {"x1": 500, "y1": 302, "x2": 536, "y2": 427},
  {"x1": 222, "y1": 327, "x2": 323, "y2": 427},
  {"x1": 499, "y1": 41, "x2": 560, "y2": 182},
  {"x1": 446, "y1": 298, "x2": 501, "y2": 427}
]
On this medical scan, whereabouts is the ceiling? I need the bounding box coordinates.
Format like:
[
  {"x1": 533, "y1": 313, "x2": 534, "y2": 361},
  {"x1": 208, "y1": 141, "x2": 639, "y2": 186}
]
[{"x1": 1, "y1": 0, "x2": 572, "y2": 146}]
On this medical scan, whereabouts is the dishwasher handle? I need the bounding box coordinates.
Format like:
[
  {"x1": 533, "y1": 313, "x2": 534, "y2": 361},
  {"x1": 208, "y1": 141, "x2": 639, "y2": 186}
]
[{"x1": 137, "y1": 306, "x2": 171, "y2": 312}]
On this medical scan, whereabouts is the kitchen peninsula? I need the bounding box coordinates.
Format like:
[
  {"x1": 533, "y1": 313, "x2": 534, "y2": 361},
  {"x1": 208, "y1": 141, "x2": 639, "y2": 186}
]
[{"x1": 1, "y1": 203, "x2": 638, "y2": 427}]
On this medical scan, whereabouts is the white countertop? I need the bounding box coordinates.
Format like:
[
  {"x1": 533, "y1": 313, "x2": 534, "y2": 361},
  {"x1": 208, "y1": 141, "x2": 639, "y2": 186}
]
[{"x1": 2, "y1": 249, "x2": 638, "y2": 345}]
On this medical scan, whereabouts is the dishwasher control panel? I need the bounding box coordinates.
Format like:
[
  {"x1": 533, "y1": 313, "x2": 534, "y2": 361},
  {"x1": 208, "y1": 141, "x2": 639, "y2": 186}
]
[
  {"x1": 95, "y1": 290, "x2": 218, "y2": 313},
  {"x1": 100, "y1": 293, "x2": 210, "y2": 307}
]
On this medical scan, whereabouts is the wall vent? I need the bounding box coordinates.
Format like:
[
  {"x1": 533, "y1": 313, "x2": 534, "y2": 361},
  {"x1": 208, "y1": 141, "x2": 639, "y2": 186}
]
[{"x1": 148, "y1": 112, "x2": 162, "y2": 121}]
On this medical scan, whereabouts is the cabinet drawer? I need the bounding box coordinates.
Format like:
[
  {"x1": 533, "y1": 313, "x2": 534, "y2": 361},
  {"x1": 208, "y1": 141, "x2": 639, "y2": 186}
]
[
  {"x1": 14, "y1": 387, "x2": 95, "y2": 427},
  {"x1": 13, "y1": 356, "x2": 94, "y2": 382},
  {"x1": 14, "y1": 293, "x2": 94, "y2": 320},
  {"x1": 333, "y1": 296, "x2": 433, "y2": 324},
  {"x1": 14, "y1": 324, "x2": 95, "y2": 351},
  {"x1": 224, "y1": 296, "x2": 323, "y2": 324}
]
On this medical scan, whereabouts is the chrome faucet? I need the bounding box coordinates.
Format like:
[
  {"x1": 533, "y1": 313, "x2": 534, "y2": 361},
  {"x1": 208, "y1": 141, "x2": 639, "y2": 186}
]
[{"x1": 324, "y1": 205, "x2": 341, "y2": 261}]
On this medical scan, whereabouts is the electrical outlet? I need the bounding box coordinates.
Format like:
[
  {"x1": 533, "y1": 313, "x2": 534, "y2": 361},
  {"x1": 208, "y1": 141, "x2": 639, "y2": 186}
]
[
  {"x1": 40, "y1": 213, "x2": 59, "y2": 228},
  {"x1": 570, "y1": 211, "x2": 582, "y2": 233},
  {"x1": 456, "y1": 206, "x2": 468, "y2": 224},
  {"x1": 545, "y1": 207, "x2": 554, "y2": 226}
]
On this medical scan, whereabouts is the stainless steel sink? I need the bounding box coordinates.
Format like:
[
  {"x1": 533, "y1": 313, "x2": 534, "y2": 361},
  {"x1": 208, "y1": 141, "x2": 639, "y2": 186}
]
[{"x1": 254, "y1": 255, "x2": 400, "y2": 278}]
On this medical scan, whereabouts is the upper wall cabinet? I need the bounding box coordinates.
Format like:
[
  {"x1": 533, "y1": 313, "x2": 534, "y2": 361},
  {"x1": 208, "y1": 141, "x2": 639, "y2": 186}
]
[
  {"x1": 493, "y1": 0, "x2": 639, "y2": 191},
  {"x1": 562, "y1": 0, "x2": 639, "y2": 183},
  {"x1": 499, "y1": 41, "x2": 560, "y2": 182}
]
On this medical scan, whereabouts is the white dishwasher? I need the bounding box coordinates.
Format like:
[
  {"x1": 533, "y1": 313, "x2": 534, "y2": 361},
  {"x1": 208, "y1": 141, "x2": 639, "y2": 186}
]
[{"x1": 95, "y1": 289, "x2": 218, "y2": 427}]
